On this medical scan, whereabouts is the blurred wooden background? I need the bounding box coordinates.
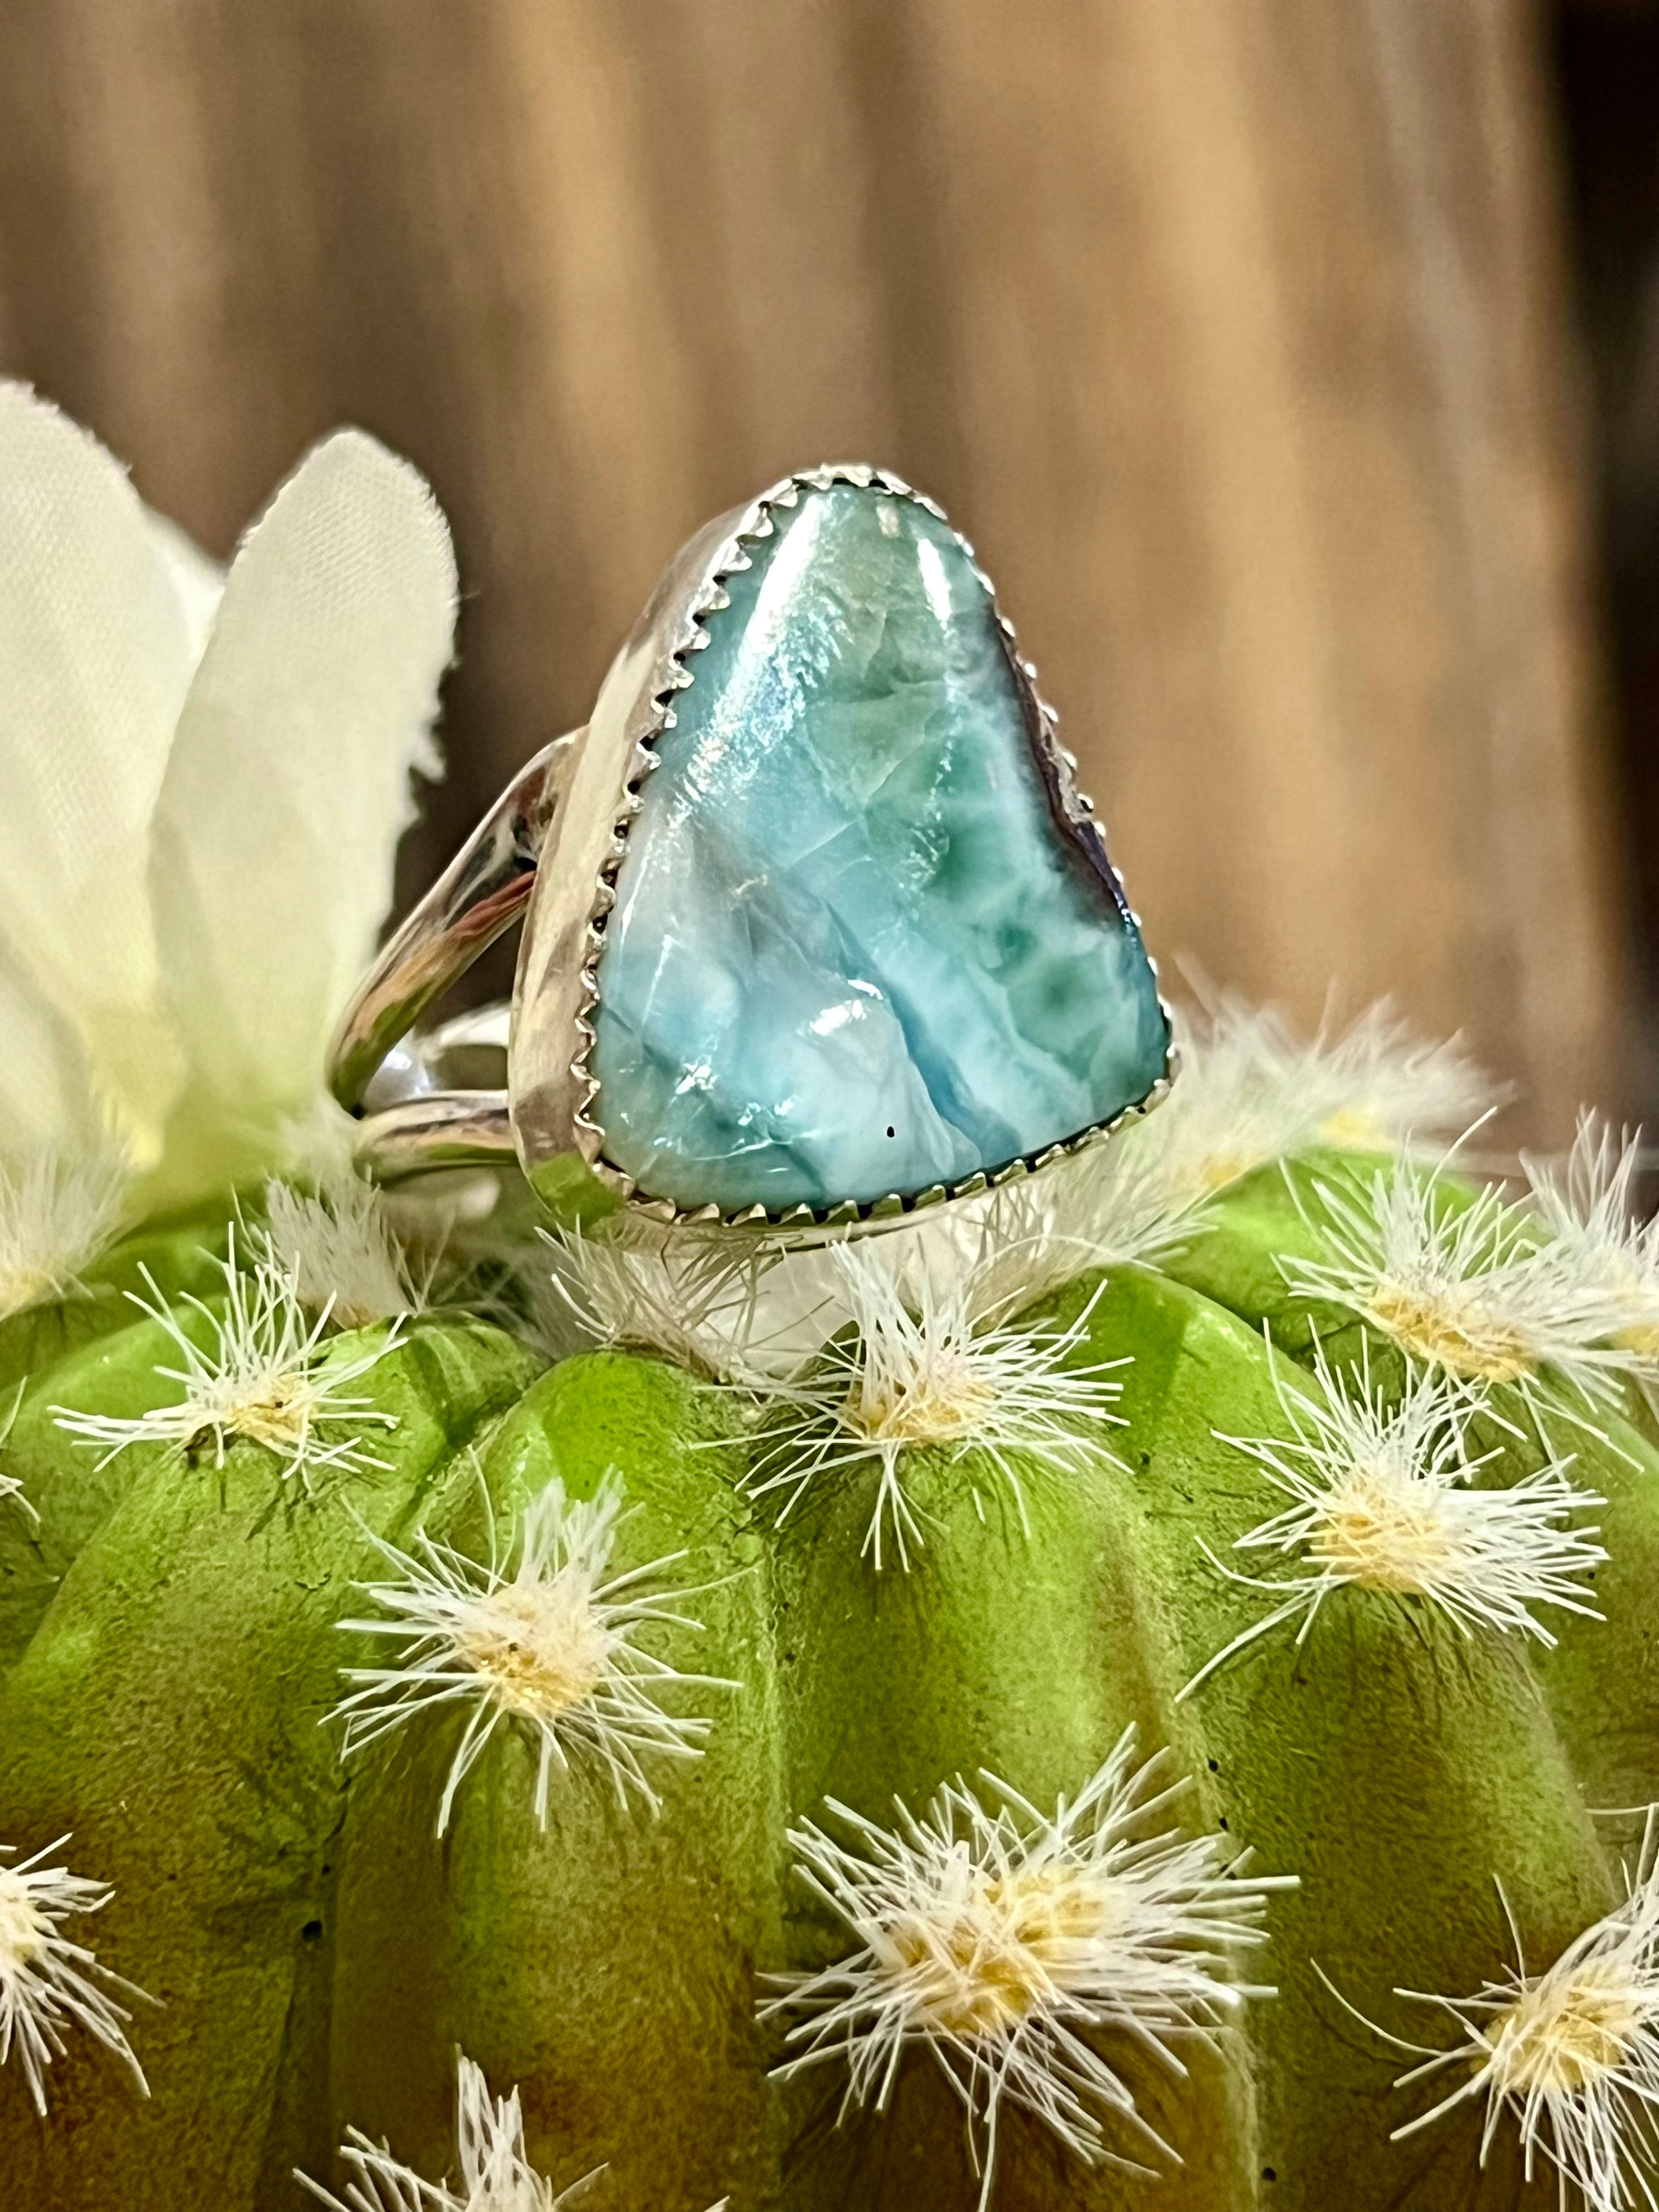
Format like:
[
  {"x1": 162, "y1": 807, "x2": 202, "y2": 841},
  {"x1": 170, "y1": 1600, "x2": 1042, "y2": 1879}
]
[{"x1": 0, "y1": 0, "x2": 1646, "y2": 1142}]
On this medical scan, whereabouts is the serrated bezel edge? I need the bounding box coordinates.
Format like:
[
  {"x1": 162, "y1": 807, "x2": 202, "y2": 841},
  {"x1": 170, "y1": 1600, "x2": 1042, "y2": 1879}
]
[{"x1": 567, "y1": 461, "x2": 1176, "y2": 1232}]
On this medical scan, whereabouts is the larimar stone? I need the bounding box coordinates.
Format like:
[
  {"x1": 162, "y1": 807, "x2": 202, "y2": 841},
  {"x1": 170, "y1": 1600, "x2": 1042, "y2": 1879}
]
[{"x1": 590, "y1": 483, "x2": 1168, "y2": 1214}]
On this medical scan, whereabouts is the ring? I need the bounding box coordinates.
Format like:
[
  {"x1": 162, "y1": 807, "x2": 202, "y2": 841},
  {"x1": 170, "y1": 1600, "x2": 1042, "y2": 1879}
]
[{"x1": 328, "y1": 463, "x2": 1173, "y2": 1241}]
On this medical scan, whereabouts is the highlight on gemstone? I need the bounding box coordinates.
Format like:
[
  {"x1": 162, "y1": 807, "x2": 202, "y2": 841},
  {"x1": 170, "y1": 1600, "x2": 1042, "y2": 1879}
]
[{"x1": 590, "y1": 481, "x2": 1169, "y2": 1215}]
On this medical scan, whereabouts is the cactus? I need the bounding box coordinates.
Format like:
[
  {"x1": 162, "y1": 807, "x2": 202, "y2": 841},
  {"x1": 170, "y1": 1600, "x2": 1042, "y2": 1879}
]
[{"x1": 5, "y1": 1005, "x2": 1659, "y2": 2212}]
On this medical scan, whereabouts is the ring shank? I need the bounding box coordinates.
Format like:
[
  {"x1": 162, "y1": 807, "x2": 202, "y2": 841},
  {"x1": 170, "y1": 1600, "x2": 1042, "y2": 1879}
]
[
  {"x1": 326, "y1": 731, "x2": 582, "y2": 1120},
  {"x1": 352, "y1": 1090, "x2": 518, "y2": 1180}
]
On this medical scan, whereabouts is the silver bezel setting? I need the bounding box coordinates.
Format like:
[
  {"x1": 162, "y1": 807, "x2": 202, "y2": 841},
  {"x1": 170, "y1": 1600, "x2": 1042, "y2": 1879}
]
[{"x1": 505, "y1": 461, "x2": 1175, "y2": 1238}]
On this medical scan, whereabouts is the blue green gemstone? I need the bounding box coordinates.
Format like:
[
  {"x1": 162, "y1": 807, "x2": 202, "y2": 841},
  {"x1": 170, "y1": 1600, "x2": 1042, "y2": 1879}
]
[{"x1": 591, "y1": 482, "x2": 1168, "y2": 1214}]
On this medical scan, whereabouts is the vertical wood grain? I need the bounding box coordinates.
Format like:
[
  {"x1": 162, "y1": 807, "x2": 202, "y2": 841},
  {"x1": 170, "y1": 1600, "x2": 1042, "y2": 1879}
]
[{"x1": 0, "y1": 0, "x2": 1633, "y2": 1136}]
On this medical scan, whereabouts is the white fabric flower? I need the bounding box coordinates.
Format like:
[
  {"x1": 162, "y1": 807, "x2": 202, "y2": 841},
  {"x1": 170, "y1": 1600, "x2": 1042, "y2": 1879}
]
[{"x1": 0, "y1": 382, "x2": 456, "y2": 1209}]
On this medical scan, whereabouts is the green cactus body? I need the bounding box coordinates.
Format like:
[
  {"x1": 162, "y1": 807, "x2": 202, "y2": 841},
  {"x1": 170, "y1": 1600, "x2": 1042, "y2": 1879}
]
[
  {"x1": 329, "y1": 1352, "x2": 786, "y2": 2212},
  {"x1": 2, "y1": 1127, "x2": 1655, "y2": 2210},
  {"x1": 1162, "y1": 1155, "x2": 1659, "y2": 1821},
  {"x1": 0, "y1": 1284, "x2": 540, "y2": 2207},
  {"x1": 0, "y1": 1212, "x2": 238, "y2": 1672}
]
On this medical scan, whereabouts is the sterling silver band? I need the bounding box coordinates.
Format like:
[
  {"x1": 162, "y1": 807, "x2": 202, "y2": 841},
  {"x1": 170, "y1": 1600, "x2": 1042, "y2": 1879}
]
[{"x1": 327, "y1": 735, "x2": 581, "y2": 1181}]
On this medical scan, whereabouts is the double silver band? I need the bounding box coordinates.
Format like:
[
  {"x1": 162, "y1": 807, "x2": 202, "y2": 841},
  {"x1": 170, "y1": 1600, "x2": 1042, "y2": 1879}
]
[{"x1": 327, "y1": 734, "x2": 578, "y2": 1180}]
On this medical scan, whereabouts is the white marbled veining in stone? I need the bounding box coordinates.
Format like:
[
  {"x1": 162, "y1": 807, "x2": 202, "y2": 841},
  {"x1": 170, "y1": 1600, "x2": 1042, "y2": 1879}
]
[{"x1": 591, "y1": 484, "x2": 1168, "y2": 1213}]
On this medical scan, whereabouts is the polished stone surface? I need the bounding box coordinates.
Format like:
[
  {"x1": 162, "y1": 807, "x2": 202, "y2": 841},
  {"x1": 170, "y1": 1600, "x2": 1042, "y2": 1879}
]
[{"x1": 591, "y1": 483, "x2": 1168, "y2": 1213}]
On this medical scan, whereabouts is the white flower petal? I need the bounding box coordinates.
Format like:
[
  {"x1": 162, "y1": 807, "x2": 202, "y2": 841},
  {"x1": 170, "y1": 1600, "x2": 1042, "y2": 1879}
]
[
  {"x1": 150, "y1": 428, "x2": 456, "y2": 1190},
  {"x1": 143, "y1": 504, "x2": 224, "y2": 662},
  {"x1": 0, "y1": 940, "x2": 100, "y2": 1161},
  {"x1": 0, "y1": 384, "x2": 195, "y2": 1160}
]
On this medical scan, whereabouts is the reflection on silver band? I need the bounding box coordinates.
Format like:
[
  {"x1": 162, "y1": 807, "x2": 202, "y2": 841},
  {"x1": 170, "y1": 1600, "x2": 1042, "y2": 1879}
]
[
  {"x1": 354, "y1": 1088, "x2": 517, "y2": 1180},
  {"x1": 329, "y1": 732, "x2": 577, "y2": 1115},
  {"x1": 328, "y1": 735, "x2": 578, "y2": 1184}
]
